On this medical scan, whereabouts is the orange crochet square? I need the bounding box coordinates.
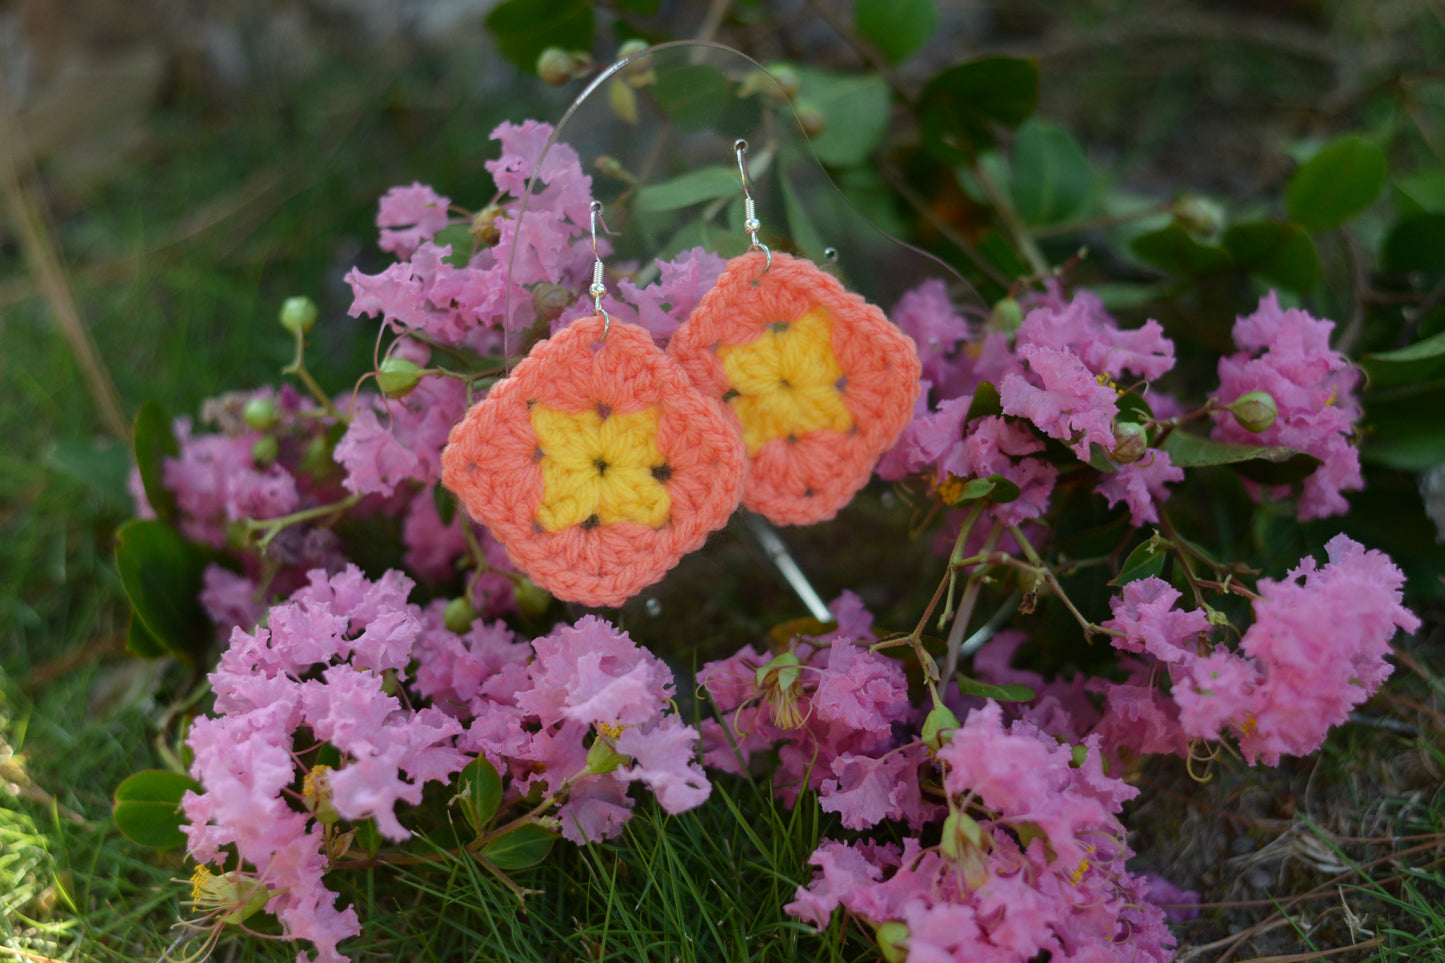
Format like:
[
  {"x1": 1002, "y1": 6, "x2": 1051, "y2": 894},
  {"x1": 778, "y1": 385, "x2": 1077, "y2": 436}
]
[
  {"x1": 669, "y1": 251, "x2": 921, "y2": 525},
  {"x1": 441, "y1": 316, "x2": 746, "y2": 607}
]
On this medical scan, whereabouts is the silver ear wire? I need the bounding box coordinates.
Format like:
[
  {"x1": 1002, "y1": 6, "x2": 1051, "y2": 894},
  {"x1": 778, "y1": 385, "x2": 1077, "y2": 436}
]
[
  {"x1": 589, "y1": 200, "x2": 613, "y2": 338},
  {"x1": 733, "y1": 139, "x2": 772, "y2": 273}
]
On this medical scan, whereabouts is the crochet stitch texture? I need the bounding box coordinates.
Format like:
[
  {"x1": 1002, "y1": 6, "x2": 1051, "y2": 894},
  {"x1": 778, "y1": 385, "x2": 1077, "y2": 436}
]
[
  {"x1": 441, "y1": 315, "x2": 746, "y2": 607},
  {"x1": 669, "y1": 251, "x2": 922, "y2": 524}
]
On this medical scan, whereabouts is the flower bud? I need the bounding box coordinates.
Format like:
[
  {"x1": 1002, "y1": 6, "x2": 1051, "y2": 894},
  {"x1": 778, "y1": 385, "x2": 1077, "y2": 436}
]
[
  {"x1": 1110, "y1": 420, "x2": 1148, "y2": 464},
  {"x1": 989, "y1": 296, "x2": 1022, "y2": 333},
  {"x1": 443, "y1": 596, "x2": 477, "y2": 634},
  {"x1": 585, "y1": 732, "x2": 627, "y2": 775},
  {"x1": 875, "y1": 921, "x2": 910, "y2": 963},
  {"x1": 470, "y1": 204, "x2": 504, "y2": 248},
  {"x1": 513, "y1": 577, "x2": 552, "y2": 618},
  {"x1": 1173, "y1": 194, "x2": 1226, "y2": 240},
  {"x1": 770, "y1": 64, "x2": 800, "y2": 100},
  {"x1": 279, "y1": 296, "x2": 318, "y2": 336},
  {"x1": 243, "y1": 397, "x2": 280, "y2": 431},
  {"x1": 921, "y1": 704, "x2": 959, "y2": 752},
  {"x1": 531, "y1": 282, "x2": 574, "y2": 322},
  {"x1": 794, "y1": 100, "x2": 825, "y2": 138},
  {"x1": 377, "y1": 357, "x2": 423, "y2": 398},
  {"x1": 537, "y1": 47, "x2": 578, "y2": 86},
  {"x1": 251, "y1": 435, "x2": 280, "y2": 467},
  {"x1": 1229, "y1": 390, "x2": 1278, "y2": 433}
]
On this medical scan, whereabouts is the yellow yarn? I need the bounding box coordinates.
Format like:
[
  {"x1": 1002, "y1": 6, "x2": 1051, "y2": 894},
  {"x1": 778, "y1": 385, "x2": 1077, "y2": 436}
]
[
  {"x1": 531, "y1": 403, "x2": 671, "y2": 532},
  {"x1": 717, "y1": 306, "x2": 854, "y2": 455}
]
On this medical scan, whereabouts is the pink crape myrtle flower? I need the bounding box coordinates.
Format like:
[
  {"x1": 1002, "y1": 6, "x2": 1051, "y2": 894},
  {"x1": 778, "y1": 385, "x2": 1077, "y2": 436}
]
[
  {"x1": 1210, "y1": 293, "x2": 1363, "y2": 520},
  {"x1": 375, "y1": 182, "x2": 451, "y2": 259},
  {"x1": 183, "y1": 566, "x2": 468, "y2": 963},
  {"x1": 788, "y1": 702, "x2": 1179, "y2": 962}
]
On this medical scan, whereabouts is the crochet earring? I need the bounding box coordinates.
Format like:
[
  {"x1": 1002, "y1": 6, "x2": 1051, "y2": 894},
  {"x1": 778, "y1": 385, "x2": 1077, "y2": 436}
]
[
  {"x1": 668, "y1": 140, "x2": 922, "y2": 526},
  {"x1": 440, "y1": 202, "x2": 746, "y2": 608}
]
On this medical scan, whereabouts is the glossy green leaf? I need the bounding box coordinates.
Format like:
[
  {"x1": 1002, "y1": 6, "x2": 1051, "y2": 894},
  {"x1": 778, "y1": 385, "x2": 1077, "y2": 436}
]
[
  {"x1": 854, "y1": 0, "x2": 935, "y2": 63},
  {"x1": 965, "y1": 381, "x2": 1002, "y2": 422},
  {"x1": 1396, "y1": 170, "x2": 1445, "y2": 215},
  {"x1": 1160, "y1": 431, "x2": 1321, "y2": 483},
  {"x1": 125, "y1": 616, "x2": 166, "y2": 659},
  {"x1": 1383, "y1": 214, "x2": 1445, "y2": 276},
  {"x1": 484, "y1": 0, "x2": 594, "y2": 72},
  {"x1": 482, "y1": 823, "x2": 557, "y2": 870},
  {"x1": 1130, "y1": 222, "x2": 1231, "y2": 277},
  {"x1": 1286, "y1": 134, "x2": 1388, "y2": 231},
  {"x1": 1362, "y1": 380, "x2": 1445, "y2": 471},
  {"x1": 1010, "y1": 119, "x2": 1092, "y2": 225},
  {"x1": 652, "y1": 64, "x2": 731, "y2": 131},
  {"x1": 954, "y1": 676, "x2": 1036, "y2": 703},
  {"x1": 636, "y1": 166, "x2": 738, "y2": 213},
  {"x1": 113, "y1": 770, "x2": 200, "y2": 849},
  {"x1": 794, "y1": 68, "x2": 890, "y2": 167},
  {"x1": 457, "y1": 758, "x2": 504, "y2": 836},
  {"x1": 918, "y1": 56, "x2": 1038, "y2": 161},
  {"x1": 115, "y1": 520, "x2": 210, "y2": 660},
  {"x1": 1112, "y1": 539, "x2": 1167, "y2": 586},
  {"x1": 1223, "y1": 221, "x2": 1320, "y2": 292},
  {"x1": 1361, "y1": 331, "x2": 1445, "y2": 390},
  {"x1": 134, "y1": 401, "x2": 179, "y2": 524}
]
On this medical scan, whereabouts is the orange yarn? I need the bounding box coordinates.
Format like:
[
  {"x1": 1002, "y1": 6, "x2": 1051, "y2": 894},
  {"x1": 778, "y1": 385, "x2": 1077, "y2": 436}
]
[
  {"x1": 669, "y1": 251, "x2": 921, "y2": 525},
  {"x1": 441, "y1": 315, "x2": 746, "y2": 607}
]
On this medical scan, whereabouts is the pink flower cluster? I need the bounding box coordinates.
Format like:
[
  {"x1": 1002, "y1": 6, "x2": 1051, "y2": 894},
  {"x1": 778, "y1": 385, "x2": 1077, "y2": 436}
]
[
  {"x1": 182, "y1": 566, "x2": 711, "y2": 962},
  {"x1": 698, "y1": 595, "x2": 931, "y2": 827},
  {"x1": 698, "y1": 598, "x2": 1187, "y2": 959},
  {"x1": 782, "y1": 700, "x2": 1178, "y2": 960},
  {"x1": 883, "y1": 284, "x2": 1184, "y2": 529},
  {"x1": 1085, "y1": 535, "x2": 1417, "y2": 766},
  {"x1": 1210, "y1": 292, "x2": 1363, "y2": 520},
  {"x1": 413, "y1": 611, "x2": 710, "y2": 844}
]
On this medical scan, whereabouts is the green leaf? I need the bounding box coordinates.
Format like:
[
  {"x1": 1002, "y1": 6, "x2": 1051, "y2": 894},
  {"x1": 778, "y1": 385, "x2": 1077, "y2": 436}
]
[
  {"x1": 484, "y1": 0, "x2": 594, "y2": 72},
  {"x1": 1361, "y1": 331, "x2": 1445, "y2": 390},
  {"x1": 964, "y1": 381, "x2": 1002, "y2": 422},
  {"x1": 457, "y1": 758, "x2": 503, "y2": 836},
  {"x1": 918, "y1": 56, "x2": 1038, "y2": 161},
  {"x1": 1222, "y1": 221, "x2": 1320, "y2": 292},
  {"x1": 1383, "y1": 214, "x2": 1445, "y2": 276},
  {"x1": 854, "y1": 0, "x2": 935, "y2": 63},
  {"x1": 482, "y1": 823, "x2": 557, "y2": 870},
  {"x1": 125, "y1": 616, "x2": 166, "y2": 659},
  {"x1": 113, "y1": 770, "x2": 200, "y2": 849},
  {"x1": 1130, "y1": 222, "x2": 1231, "y2": 277},
  {"x1": 115, "y1": 520, "x2": 210, "y2": 660},
  {"x1": 1112, "y1": 539, "x2": 1167, "y2": 586},
  {"x1": 134, "y1": 401, "x2": 179, "y2": 524},
  {"x1": 1115, "y1": 391, "x2": 1155, "y2": 423},
  {"x1": 46, "y1": 437, "x2": 132, "y2": 515},
  {"x1": 1286, "y1": 134, "x2": 1388, "y2": 231},
  {"x1": 1362, "y1": 379, "x2": 1445, "y2": 470},
  {"x1": 635, "y1": 165, "x2": 738, "y2": 214},
  {"x1": 652, "y1": 64, "x2": 731, "y2": 131},
  {"x1": 1159, "y1": 431, "x2": 1321, "y2": 483},
  {"x1": 794, "y1": 68, "x2": 890, "y2": 167},
  {"x1": 780, "y1": 170, "x2": 827, "y2": 263},
  {"x1": 954, "y1": 676, "x2": 1036, "y2": 703},
  {"x1": 1010, "y1": 119, "x2": 1092, "y2": 225},
  {"x1": 1396, "y1": 170, "x2": 1445, "y2": 216},
  {"x1": 354, "y1": 818, "x2": 383, "y2": 857}
]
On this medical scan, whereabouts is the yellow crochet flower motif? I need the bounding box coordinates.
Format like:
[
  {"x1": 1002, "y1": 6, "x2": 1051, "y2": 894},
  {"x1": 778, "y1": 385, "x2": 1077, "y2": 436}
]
[
  {"x1": 530, "y1": 404, "x2": 671, "y2": 532},
  {"x1": 717, "y1": 307, "x2": 854, "y2": 455}
]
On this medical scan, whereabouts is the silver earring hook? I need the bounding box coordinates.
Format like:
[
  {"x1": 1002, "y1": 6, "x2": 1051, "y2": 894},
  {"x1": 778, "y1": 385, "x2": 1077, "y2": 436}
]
[
  {"x1": 589, "y1": 200, "x2": 613, "y2": 338},
  {"x1": 734, "y1": 139, "x2": 772, "y2": 273}
]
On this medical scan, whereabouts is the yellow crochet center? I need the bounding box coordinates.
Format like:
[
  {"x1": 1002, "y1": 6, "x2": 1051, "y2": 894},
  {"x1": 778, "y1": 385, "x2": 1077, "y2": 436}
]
[
  {"x1": 530, "y1": 404, "x2": 671, "y2": 532},
  {"x1": 717, "y1": 307, "x2": 854, "y2": 455}
]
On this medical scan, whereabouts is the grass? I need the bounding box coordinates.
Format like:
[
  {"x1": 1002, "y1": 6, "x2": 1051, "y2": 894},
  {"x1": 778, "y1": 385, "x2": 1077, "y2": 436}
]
[{"x1": 4, "y1": 4, "x2": 1445, "y2": 961}]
